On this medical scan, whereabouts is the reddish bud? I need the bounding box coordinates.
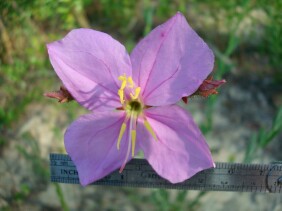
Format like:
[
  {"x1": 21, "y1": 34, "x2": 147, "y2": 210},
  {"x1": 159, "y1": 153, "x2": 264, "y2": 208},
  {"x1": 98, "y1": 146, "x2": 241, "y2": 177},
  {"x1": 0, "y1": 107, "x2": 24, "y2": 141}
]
[
  {"x1": 181, "y1": 76, "x2": 226, "y2": 102},
  {"x1": 44, "y1": 86, "x2": 74, "y2": 103},
  {"x1": 196, "y1": 76, "x2": 226, "y2": 97}
]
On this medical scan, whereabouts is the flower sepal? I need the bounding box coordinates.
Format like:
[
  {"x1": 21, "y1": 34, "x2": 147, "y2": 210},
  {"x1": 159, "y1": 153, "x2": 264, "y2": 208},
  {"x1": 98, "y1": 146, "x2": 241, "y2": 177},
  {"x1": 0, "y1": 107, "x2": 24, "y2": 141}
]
[
  {"x1": 182, "y1": 75, "x2": 226, "y2": 104},
  {"x1": 44, "y1": 86, "x2": 74, "y2": 103}
]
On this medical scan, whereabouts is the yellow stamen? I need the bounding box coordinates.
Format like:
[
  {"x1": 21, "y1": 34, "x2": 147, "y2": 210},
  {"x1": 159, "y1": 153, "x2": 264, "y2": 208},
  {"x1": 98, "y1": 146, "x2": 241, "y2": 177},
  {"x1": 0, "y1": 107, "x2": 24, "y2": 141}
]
[
  {"x1": 118, "y1": 74, "x2": 126, "y2": 81},
  {"x1": 127, "y1": 77, "x2": 134, "y2": 88},
  {"x1": 117, "y1": 74, "x2": 128, "y2": 104},
  {"x1": 118, "y1": 89, "x2": 124, "y2": 104},
  {"x1": 144, "y1": 120, "x2": 157, "y2": 141},
  {"x1": 120, "y1": 79, "x2": 127, "y2": 90},
  {"x1": 131, "y1": 130, "x2": 136, "y2": 156},
  {"x1": 130, "y1": 87, "x2": 141, "y2": 100},
  {"x1": 117, "y1": 123, "x2": 127, "y2": 150}
]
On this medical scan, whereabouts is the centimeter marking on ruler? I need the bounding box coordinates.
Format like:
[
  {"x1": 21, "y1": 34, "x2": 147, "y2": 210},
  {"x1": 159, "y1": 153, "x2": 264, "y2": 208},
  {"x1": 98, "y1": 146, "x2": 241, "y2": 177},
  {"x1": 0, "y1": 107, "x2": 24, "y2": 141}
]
[{"x1": 50, "y1": 154, "x2": 282, "y2": 193}]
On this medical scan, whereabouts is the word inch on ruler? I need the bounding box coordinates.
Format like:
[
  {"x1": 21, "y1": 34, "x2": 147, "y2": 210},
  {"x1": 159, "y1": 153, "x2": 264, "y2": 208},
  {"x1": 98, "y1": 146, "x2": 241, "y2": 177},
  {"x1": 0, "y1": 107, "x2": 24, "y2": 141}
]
[{"x1": 50, "y1": 154, "x2": 282, "y2": 193}]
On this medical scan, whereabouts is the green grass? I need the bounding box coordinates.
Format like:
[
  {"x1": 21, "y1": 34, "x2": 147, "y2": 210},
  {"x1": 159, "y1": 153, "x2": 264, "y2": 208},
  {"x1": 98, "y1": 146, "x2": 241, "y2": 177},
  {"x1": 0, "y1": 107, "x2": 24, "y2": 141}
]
[{"x1": 244, "y1": 107, "x2": 282, "y2": 163}]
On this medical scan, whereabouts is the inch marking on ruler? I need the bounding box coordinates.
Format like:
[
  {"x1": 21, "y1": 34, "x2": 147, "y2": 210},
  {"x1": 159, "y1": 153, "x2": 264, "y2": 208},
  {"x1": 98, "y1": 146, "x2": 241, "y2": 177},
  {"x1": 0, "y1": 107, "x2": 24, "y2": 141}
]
[{"x1": 50, "y1": 154, "x2": 282, "y2": 193}]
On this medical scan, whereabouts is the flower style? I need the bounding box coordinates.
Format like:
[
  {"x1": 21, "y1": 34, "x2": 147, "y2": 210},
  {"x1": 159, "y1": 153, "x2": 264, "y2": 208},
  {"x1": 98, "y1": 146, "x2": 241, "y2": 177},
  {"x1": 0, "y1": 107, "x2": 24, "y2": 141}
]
[{"x1": 47, "y1": 12, "x2": 218, "y2": 186}]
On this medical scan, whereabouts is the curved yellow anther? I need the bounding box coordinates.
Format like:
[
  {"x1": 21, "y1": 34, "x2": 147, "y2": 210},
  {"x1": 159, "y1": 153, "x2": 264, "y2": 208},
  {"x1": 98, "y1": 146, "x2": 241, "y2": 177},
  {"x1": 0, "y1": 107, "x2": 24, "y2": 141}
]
[
  {"x1": 118, "y1": 74, "x2": 126, "y2": 81},
  {"x1": 130, "y1": 87, "x2": 141, "y2": 100},
  {"x1": 131, "y1": 130, "x2": 136, "y2": 156},
  {"x1": 120, "y1": 79, "x2": 127, "y2": 90},
  {"x1": 118, "y1": 74, "x2": 128, "y2": 104},
  {"x1": 118, "y1": 89, "x2": 124, "y2": 104},
  {"x1": 127, "y1": 77, "x2": 134, "y2": 88},
  {"x1": 144, "y1": 120, "x2": 157, "y2": 141},
  {"x1": 117, "y1": 123, "x2": 127, "y2": 150}
]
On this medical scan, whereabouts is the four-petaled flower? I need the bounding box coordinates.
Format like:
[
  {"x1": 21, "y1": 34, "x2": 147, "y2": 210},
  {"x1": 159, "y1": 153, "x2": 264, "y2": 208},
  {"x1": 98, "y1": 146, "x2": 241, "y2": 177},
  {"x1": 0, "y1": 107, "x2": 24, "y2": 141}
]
[{"x1": 47, "y1": 12, "x2": 217, "y2": 186}]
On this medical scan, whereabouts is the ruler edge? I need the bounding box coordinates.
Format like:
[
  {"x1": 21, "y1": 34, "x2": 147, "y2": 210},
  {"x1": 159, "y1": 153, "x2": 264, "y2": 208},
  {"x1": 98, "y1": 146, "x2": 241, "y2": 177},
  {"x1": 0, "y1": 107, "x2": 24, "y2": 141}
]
[{"x1": 50, "y1": 153, "x2": 282, "y2": 170}]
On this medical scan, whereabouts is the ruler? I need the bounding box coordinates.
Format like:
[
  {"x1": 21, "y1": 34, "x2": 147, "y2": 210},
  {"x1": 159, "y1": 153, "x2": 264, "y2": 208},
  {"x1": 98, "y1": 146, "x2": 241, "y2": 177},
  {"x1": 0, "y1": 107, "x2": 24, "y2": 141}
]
[{"x1": 50, "y1": 154, "x2": 282, "y2": 193}]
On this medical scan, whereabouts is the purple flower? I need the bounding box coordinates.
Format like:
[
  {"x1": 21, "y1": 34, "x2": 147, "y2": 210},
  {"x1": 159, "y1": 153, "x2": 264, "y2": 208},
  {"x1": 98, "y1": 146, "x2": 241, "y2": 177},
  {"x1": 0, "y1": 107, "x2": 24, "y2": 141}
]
[{"x1": 47, "y1": 12, "x2": 215, "y2": 186}]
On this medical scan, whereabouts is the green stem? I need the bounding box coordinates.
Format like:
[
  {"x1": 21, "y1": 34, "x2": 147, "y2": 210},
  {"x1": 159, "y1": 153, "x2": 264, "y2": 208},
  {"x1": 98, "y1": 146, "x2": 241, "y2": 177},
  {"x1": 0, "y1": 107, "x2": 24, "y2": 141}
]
[{"x1": 54, "y1": 183, "x2": 69, "y2": 211}]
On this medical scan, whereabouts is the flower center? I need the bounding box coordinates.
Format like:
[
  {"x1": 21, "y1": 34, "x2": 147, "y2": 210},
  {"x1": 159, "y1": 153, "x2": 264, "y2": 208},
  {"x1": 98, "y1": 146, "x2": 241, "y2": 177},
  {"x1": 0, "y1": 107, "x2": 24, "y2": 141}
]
[
  {"x1": 126, "y1": 100, "x2": 142, "y2": 114},
  {"x1": 116, "y1": 74, "x2": 157, "y2": 173}
]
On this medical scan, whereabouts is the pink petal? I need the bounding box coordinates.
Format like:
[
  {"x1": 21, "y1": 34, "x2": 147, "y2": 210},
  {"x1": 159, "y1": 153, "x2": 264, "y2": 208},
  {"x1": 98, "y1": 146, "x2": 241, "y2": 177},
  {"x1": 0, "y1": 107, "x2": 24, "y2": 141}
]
[
  {"x1": 65, "y1": 111, "x2": 135, "y2": 186},
  {"x1": 137, "y1": 105, "x2": 214, "y2": 183},
  {"x1": 47, "y1": 29, "x2": 132, "y2": 111},
  {"x1": 131, "y1": 12, "x2": 214, "y2": 106}
]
